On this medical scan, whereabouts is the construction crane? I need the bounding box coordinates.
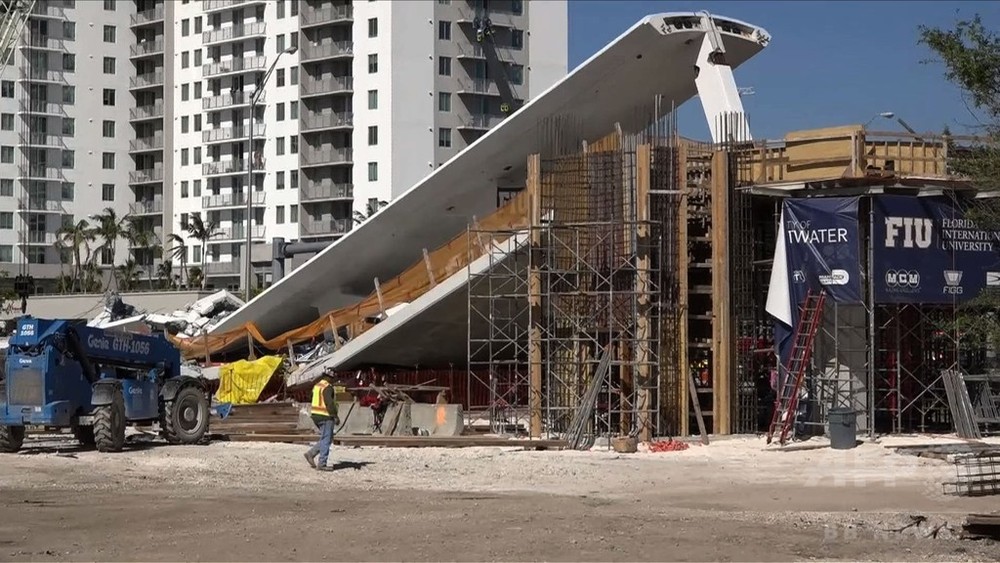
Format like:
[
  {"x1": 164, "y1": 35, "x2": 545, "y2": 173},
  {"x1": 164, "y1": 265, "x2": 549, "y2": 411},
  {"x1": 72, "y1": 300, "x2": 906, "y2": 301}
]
[
  {"x1": 0, "y1": 0, "x2": 34, "y2": 79},
  {"x1": 473, "y1": 16, "x2": 520, "y2": 119}
]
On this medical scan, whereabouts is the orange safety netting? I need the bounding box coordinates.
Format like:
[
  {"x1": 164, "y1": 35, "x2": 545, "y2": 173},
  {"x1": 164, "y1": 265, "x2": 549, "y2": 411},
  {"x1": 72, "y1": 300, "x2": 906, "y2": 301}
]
[{"x1": 171, "y1": 190, "x2": 531, "y2": 360}]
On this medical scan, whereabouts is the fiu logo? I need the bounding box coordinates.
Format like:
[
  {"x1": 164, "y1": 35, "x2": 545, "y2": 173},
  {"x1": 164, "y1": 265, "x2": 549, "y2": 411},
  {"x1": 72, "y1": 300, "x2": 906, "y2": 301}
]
[{"x1": 884, "y1": 217, "x2": 932, "y2": 248}]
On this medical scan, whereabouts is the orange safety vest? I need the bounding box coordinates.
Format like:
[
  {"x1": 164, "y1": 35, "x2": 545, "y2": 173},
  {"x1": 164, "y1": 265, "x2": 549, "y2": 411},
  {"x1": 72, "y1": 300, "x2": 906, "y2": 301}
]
[{"x1": 311, "y1": 380, "x2": 331, "y2": 418}]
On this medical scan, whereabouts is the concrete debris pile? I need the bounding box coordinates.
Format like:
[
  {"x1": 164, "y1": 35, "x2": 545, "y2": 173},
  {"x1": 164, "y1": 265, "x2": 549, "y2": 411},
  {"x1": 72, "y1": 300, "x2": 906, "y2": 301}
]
[{"x1": 88, "y1": 290, "x2": 245, "y2": 337}]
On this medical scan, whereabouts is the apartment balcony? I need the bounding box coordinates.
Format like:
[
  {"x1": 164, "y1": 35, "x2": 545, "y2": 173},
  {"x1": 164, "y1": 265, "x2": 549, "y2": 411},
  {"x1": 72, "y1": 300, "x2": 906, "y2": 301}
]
[
  {"x1": 130, "y1": 102, "x2": 165, "y2": 121},
  {"x1": 299, "y1": 41, "x2": 353, "y2": 63},
  {"x1": 202, "y1": 159, "x2": 266, "y2": 177},
  {"x1": 21, "y1": 36, "x2": 68, "y2": 51},
  {"x1": 130, "y1": 167, "x2": 165, "y2": 184},
  {"x1": 18, "y1": 99, "x2": 64, "y2": 115},
  {"x1": 131, "y1": 6, "x2": 166, "y2": 26},
  {"x1": 202, "y1": 123, "x2": 266, "y2": 144},
  {"x1": 204, "y1": 260, "x2": 241, "y2": 276},
  {"x1": 201, "y1": 191, "x2": 266, "y2": 210},
  {"x1": 456, "y1": 6, "x2": 517, "y2": 28},
  {"x1": 203, "y1": 21, "x2": 267, "y2": 45},
  {"x1": 300, "y1": 180, "x2": 353, "y2": 202},
  {"x1": 128, "y1": 226, "x2": 164, "y2": 247},
  {"x1": 129, "y1": 199, "x2": 164, "y2": 215},
  {"x1": 130, "y1": 38, "x2": 165, "y2": 58},
  {"x1": 455, "y1": 42, "x2": 520, "y2": 60},
  {"x1": 300, "y1": 4, "x2": 353, "y2": 28},
  {"x1": 30, "y1": 3, "x2": 66, "y2": 18},
  {"x1": 17, "y1": 197, "x2": 64, "y2": 213},
  {"x1": 203, "y1": 55, "x2": 267, "y2": 78},
  {"x1": 129, "y1": 134, "x2": 165, "y2": 152},
  {"x1": 214, "y1": 224, "x2": 266, "y2": 242},
  {"x1": 457, "y1": 77, "x2": 502, "y2": 97},
  {"x1": 457, "y1": 113, "x2": 506, "y2": 131},
  {"x1": 18, "y1": 133, "x2": 65, "y2": 149},
  {"x1": 299, "y1": 111, "x2": 352, "y2": 133},
  {"x1": 202, "y1": 0, "x2": 267, "y2": 13},
  {"x1": 203, "y1": 90, "x2": 263, "y2": 111},
  {"x1": 18, "y1": 165, "x2": 64, "y2": 181},
  {"x1": 300, "y1": 217, "x2": 351, "y2": 237},
  {"x1": 130, "y1": 70, "x2": 165, "y2": 89},
  {"x1": 18, "y1": 232, "x2": 58, "y2": 245},
  {"x1": 300, "y1": 75, "x2": 353, "y2": 98},
  {"x1": 300, "y1": 146, "x2": 352, "y2": 168},
  {"x1": 18, "y1": 68, "x2": 66, "y2": 84}
]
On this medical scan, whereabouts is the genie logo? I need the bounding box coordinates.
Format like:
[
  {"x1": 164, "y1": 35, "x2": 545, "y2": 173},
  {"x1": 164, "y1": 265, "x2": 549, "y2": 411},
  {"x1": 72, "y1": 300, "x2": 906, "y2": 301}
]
[{"x1": 884, "y1": 217, "x2": 932, "y2": 249}]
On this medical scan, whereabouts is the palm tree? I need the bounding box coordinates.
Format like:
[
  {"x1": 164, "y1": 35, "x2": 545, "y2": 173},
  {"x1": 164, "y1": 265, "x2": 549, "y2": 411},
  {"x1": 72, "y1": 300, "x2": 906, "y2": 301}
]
[
  {"x1": 156, "y1": 259, "x2": 175, "y2": 290},
  {"x1": 82, "y1": 261, "x2": 103, "y2": 293},
  {"x1": 56, "y1": 219, "x2": 97, "y2": 292},
  {"x1": 185, "y1": 215, "x2": 221, "y2": 289},
  {"x1": 91, "y1": 207, "x2": 130, "y2": 289},
  {"x1": 187, "y1": 266, "x2": 204, "y2": 290},
  {"x1": 353, "y1": 199, "x2": 389, "y2": 225},
  {"x1": 115, "y1": 259, "x2": 141, "y2": 291},
  {"x1": 166, "y1": 233, "x2": 188, "y2": 288}
]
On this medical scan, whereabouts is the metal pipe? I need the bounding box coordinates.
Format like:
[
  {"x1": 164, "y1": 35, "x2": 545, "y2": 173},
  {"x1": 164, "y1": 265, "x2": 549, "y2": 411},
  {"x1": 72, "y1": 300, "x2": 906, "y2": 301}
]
[{"x1": 246, "y1": 45, "x2": 297, "y2": 303}]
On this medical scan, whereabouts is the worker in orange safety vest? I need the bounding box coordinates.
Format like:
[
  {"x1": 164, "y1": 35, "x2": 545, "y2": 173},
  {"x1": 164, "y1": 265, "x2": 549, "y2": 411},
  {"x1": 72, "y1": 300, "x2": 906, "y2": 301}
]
[{"x1": 304, "y1": 373, "x2": 340, "y2": 471}]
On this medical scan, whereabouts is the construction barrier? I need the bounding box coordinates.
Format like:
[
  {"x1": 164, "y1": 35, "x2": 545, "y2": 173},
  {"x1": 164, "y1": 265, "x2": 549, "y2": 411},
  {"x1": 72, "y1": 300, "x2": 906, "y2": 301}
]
[{"x1": 215, "y1": 356, "x2": 283, "y2": 405}]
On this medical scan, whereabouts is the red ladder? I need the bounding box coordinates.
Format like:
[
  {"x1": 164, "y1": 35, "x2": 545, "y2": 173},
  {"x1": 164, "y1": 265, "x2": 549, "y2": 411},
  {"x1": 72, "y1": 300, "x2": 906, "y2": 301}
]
[{"x1": 767, "y1": 289, "x2": 826, "y2": 446}]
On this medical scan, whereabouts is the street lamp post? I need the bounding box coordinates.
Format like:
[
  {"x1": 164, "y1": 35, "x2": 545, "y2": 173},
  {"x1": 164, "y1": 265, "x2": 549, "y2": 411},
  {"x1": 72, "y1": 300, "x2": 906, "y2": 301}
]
[{"x1": 245, "y1": 45, "x2": 297, "y2": 303}]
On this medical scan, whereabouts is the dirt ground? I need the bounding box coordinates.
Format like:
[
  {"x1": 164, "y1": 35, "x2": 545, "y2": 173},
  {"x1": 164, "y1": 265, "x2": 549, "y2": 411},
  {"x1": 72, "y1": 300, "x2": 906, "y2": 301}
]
[{"x1": 0, "y1": 433, "x2": 997, "y2": 562}]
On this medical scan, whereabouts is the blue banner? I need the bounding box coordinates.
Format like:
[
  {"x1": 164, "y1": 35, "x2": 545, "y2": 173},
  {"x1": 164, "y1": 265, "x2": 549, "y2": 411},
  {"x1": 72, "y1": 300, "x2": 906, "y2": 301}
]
[
  {"x1": 872, "y1": 195, "x2": 1000, "y2": 304},
  {"x1": 783, "y1": 196, "x2": 864, "y2": 306}
]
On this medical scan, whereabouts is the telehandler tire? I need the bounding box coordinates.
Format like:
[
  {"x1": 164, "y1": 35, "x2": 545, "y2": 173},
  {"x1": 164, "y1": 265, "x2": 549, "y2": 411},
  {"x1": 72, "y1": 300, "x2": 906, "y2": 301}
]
[
  {"x1": 94, "y1": 388, "x2": 126, "y2": 452},
  {"x1": 0, "y1": 425, "x2": 24, "y2": 453},
  {"x1": 162, "y1": 385, "x2": 209, "y2": 445}
]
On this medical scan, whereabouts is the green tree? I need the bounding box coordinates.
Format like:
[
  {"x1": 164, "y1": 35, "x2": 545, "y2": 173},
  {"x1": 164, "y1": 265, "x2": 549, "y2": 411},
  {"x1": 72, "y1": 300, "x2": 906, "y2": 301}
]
[
  {"x1": 185, "y1": 215, "x2": 220, "y2": 290},
  {"x1": 56, "y1": 219, "x2": 97, "y2": 292},
  {"x1": 115, "y1": 259, "x2": 142, "y2": 291},
  {"x1": 156, "y1": 259, "x2": 176, "y2": 290},
  {"x1": 353, "y1": 199, "x2": 388, "y2": 225},
  {"x1": 166, "y1": 233, "x2": 188, "y2": 288},
  {"x1": 91, "y1": 207, "x2": 130, "y2": 290}
]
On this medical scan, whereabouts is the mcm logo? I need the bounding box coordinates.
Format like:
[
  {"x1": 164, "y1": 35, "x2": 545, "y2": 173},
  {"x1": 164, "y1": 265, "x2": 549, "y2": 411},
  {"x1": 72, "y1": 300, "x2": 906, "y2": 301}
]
[{"x1": 884, "y1": 217, "x2": 933, "y2": 249}]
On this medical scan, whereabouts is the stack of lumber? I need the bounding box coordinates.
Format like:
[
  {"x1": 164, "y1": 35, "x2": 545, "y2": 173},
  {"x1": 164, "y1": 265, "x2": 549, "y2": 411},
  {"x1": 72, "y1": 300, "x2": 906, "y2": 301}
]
[
  {"x1": 210, "y1": 401, "x2": 316, "y2": 443},
  {"x1": 963, "y1": 513, "x2": 1000, "y2": 540}
]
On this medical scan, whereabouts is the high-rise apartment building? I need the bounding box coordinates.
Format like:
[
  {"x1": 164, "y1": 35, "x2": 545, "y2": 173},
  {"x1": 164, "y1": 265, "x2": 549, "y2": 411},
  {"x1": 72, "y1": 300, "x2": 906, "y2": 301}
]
[{"x1": 1, "y1": 0, "x2": 567, "y2": 292}]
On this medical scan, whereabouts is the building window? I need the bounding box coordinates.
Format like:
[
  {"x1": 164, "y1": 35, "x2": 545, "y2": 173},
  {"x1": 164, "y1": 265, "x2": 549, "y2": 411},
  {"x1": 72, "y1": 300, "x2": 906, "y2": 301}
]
[
  {"x1": 439, "y1": 128, "x2": 452, "y2": 148},
  {"x1": 368, "y1": 54, "x2": 378, "y2": 74},
  {"x1": 290, "y1": 170, "x2": 298, "y2": 190},
  {"x1": 103, "y1": 25, "x2": 116, "y2": 43},
  {"x1": 438, "y1": 56, "x2": 451, "y2": 76},
  {"x1": 103, "y1": 56, "x2": 116, "y2": 74},
  {"x1": 194, "y1": 50, "x2": 202, "y2": 66},
  {"x1": 181, "y1": 83, "x2": 189, "y2": 101},
  {"x1": 438, "y1": 0, "x2": 451, "y2": 4},
  {"x1": 511, "y1": 64, "x2": 524, "y2": 85},
  {"x1": 276, "y1": 171, "x2": 285, "y2": 190},
  {"x1": 63, "y1": 21, "x2": 75, "y2": 40},
  {"x1": 181, "y1": 115, "x2": 189, "y2": 133},
  {"x1": 181, "y1": 19, "x2": 189, "y2": 37},
  {"x1": 181, "y1": 181, "x2": 189, "y2": 198},
  {"x1": 62, "y1": 85, "x2": 74, "y2": 104},
  {"x1": 0, "y1": 113, "x2": 12, "y2": 131},
  {"x1": 0, "y1": 81, "x2": 12, "y2": 98},
  {"x1": 0, "y1": 246, "x2": 11, "y2": 263},
  {"x1": 277, "y1": 0, "x2": 285, "y2": 18},
  {"x1": 181, "y1": 51, "x2": 189, "y2": 69},
  {"x1": 368, "y1": 90, "x2": 378, "y2": 110},
  {"x1": 291, "y1": 1, "x2": 298, "y2": 16},
  {"x1": 193, "y1": 147, "x2": 201, "y2": 165},
  {"x1": 276, "y1": 137, "x2": 285, "y2": 156},
  {"x1": 0, "y1": 212, "x2": 12, "y2": 229},
  {"x1": 63, "y1": 53, "x2": 75, "y2": 72},
  {"x1": 0, "y1": 146, "x2": 12, "y2": 164},
  {"x1": 368, "y1": 126, "x2": 378, "y2": 146},
  {"x1": 102, "y1": 152, "x2": 115, "y2": 170},
  {"x1": 62, "y1": 118, "x2": 74, "y2": 136},
  {"x1": 194, "y1": 82, "x2": 202, "y2": 99},
  {"x1": 276, "y1": 103, "x2": 285, "y2": 121},
  {"x1": 193, "y1": 179, "x2": 201, "y2": 197},
  {"x1": 61, "y1": 182, "x2": 73, "y2": 200},
  {"x1": 438, "y1": 21, "x2": 451, "y2": 41},
  {"x1": 61, "y1": 150, "x2": 73, "y2": 168},
  {"x1": 276, "y1": 68, "x2": 285, "y2": 87},
  {"x1": 438, "y1": 92, "x2": 451, "y2": 112},
  {"x1": 291, "y1": 32, "x2": 298, "y2": 50},
  {"x1": 102, "y1": 88, "x2": 115, "y2": 106},
  {"x1": 102, "y1": 120, "x2": 115, "y2": 138},
  {"x1": 104, "y1": 0, "x2": 115, "y2": 10},
  {"x1": 290, "y1": 204, "x2": 298, "y2": 222},
  {"x1": 276, "y1": 34, "x2": 285, "y2": 53},
  {"x1": 290, "y1": 101, "x2": 298, "y2": 119},
  {"x1": 512, "y1": 29, "x2": 524, "y2": 49},
  {"x1": 290, "y1": 135, "x2": 298, "y2": 154},
  {"x1": 180, "y1": 212, "x2": 189, "y2": 228},
  {"x1": 194, "y1": 16, "x2": 202, "y2": 34},
  {"x1": 368, "y1": 162, "x2": 378, "y2": 182},
  {"x1": 276, "y1": 206, "x2": 285, "y2": 224},
  {"x1": 290, "y1": 66, "x2": 298, "y2": 85},
  {"x1": 0, "y1": 179, "x2": 12, "y2": 196},
  {"x1": 368, "y1": 18, "x2": 378, "y2": 38},
  {"x1": 102, "y1": 184, "x2": 115, "y2": 201},
  {"x1": 181, "y1": 148, "x2": 189, "y2": 166}
]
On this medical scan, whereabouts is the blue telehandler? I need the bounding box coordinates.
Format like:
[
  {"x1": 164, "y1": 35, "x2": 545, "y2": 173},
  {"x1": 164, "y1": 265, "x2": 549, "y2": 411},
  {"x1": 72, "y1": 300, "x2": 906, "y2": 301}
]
[{"x1": 0, "y1": 316, "x2": 209, "y2": 452}]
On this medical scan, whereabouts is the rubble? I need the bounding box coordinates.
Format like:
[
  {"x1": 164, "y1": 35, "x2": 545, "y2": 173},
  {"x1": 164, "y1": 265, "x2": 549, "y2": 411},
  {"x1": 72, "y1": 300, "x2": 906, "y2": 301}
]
[{"x1": 88, "y1": 290, "x2": 245, "y2": 338}]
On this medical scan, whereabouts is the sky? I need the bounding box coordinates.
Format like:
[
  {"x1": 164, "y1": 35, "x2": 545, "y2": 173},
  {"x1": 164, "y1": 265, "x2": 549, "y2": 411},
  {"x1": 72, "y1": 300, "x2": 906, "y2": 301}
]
[{"x1": 567, "y1": 0, "x2": 1000, "y2": 140}]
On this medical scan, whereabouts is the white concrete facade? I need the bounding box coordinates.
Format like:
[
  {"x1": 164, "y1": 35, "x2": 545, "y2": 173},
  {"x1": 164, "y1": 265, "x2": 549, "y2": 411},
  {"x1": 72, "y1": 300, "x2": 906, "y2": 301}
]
[{"x1": 1, "y1": 0, "x2": 568, "y2": 293}]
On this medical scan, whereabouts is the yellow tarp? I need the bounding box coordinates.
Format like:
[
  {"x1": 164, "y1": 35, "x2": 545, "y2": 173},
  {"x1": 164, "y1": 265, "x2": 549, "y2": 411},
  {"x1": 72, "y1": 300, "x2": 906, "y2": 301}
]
[{"x1": 215, "y1": 355, "x2": 283, "y2": 405}]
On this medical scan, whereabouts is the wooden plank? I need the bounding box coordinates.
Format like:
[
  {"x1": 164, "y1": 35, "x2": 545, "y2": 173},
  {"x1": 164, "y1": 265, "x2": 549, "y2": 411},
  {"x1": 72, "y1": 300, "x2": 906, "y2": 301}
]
[
  {"x1": 527, "y1": 153, "x2": 543, "y2": 439},
  {"x1": 688, "y1": 369, "x2": 709, "y2": 445},
  {"x1": 677, "y1": 140, "x2": 690, "y2": 436},
  {"x1": 635, "y1": 144, "x2": 652, "y2": 442},
  {"x1": 422, "y1": 248, "x2": 436, "y2": 288},
  {"x1": 710, "y1": 150, "x2": 731, "y2": 435}
]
